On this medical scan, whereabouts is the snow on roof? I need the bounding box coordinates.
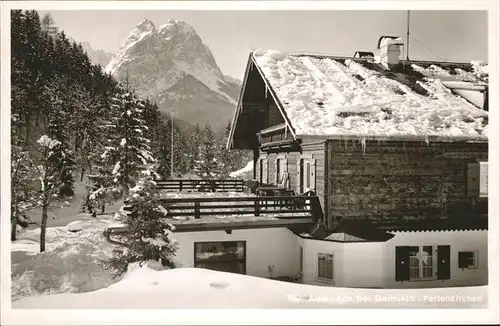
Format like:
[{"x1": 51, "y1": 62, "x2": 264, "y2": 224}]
[
  {"x1": 252, "y1": 50, "x2": 488, "y2": 140},
  {"x1": 229, "y1": 160, "x2": 254, "y2": 178}
]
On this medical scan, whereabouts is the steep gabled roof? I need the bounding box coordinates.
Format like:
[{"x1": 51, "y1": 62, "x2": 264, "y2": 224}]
[{"x1": 233, "y1": 50, "x2": 488, "y2": 142}]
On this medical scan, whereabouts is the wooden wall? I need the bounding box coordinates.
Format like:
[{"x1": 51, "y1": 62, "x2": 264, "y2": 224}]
[
  {"x1": 301, "y1": 141, "x2": 327, "y2": 218},
  {"x1": 256, "y1": 151, "x2": 300, "y2": 187},
  {"x1": 256, "y1": 140, "x2": 328, "y2": 227},
  {"x1": 325, "y1": 139, "x2": 488, "y2": 230}
]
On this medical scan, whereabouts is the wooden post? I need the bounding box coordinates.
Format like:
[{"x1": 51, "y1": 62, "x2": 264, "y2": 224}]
[
  {"x1": 180, "y1": 180, "x2": 183, "y2": 192},
  {"x1": 194, "y1": 201, "x2": 200, "y2": 219},
  {"x1": 254, "y1": 200, "x2": 260, "y2": 217}
]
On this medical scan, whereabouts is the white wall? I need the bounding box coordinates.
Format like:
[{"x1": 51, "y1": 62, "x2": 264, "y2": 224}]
[
  {"x1": 299, "y1": 230, "x2": 486, "y2": 289},
  {"x1": 341, "y1": 242, "x2": 384, "y2": 288},
  {"x1": 173, "y1": 228, "x2": 299, "y2": 279},
  {"x1": 382, "y1": 230, "x2": 488, "y2": 289},
  {"x1": 299, "y1": 238, "x2": 384, "y2": 288},
  {"x1": 173, "y1": 228, "x2": 487, "y2": 289},
  {"x1": 300, "y1": 238, "x2": 342, "y2": 287}
]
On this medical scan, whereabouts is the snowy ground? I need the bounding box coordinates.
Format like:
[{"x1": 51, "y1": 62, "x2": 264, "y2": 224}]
[
  {"x1": 23, "y1": 176, "x2": 123, "y2": 229},
  {"x1": 11, "y1": 215, "x2": 119, "y2": 301},
  {"x1": 12, "y1": 263, "x2": 487, "y2": 309}
]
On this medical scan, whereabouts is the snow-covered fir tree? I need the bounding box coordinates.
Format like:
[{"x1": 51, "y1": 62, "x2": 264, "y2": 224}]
[
  {"x1": 42, "y1": 77, "x2": 76, "y2": 197},
  {"x1": 88, "y1": 87, "x2": 155, "y2": 212},
  {"x1": 100, "y1": 169, "x2": 178, "y2": 277},
  {"x1": 217, "y1": 120, "x2": 237, "y2": 178},
  {"x1": 193, "y1": 125, "x2": 221, "y2": 178},
  {"x1": 10, "y1": 115, "x2": 38, "y2": 241}
]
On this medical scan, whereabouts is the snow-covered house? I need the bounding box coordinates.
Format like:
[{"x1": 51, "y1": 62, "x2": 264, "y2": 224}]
[{"x1": 223, "y1": 37, "x2": 489, "y2": 288}]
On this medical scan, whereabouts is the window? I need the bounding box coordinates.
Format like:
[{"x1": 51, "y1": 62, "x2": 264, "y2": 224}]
[
  {"x1": 480, "y1": 162, "x2": 488, "y2": 198},
  {"x1": 408, "y1": 246, "x2": 434, "y2": 280},
  {"x1": 276, "y1": 157, "x2": 289, "y2": 187},
  {"x1": 194, "y1": 241, "x2": 246, "y2": 275},
  {"x1": 259, "y1": 158, "x2": 268, "y2": 184},
  {"x1": 296, "y1": 157, "x2": 316, "y2": 194},
  {"x1": 317, "y1": 253, "x2": 334, "y2": 282},
  {"x1": 395, "y1": 245, "x2": 450, "y2": 282},
  {"x1": 467, "y1": 161, "x2": 488, "y2": 198},
  {"x1": 305, "y1": 162, "x2": 311, "y2": 189},
  {"x1": 259, "y1": 159, "x2": 263, "y2": 183},
  {"x1": 458, "y1": 251, "x2": 478, "y2": 269}
]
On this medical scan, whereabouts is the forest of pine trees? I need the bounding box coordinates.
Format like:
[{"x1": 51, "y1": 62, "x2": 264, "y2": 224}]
[{"x1": 10, "y1": 10, "x2": 248, "y2": 265}]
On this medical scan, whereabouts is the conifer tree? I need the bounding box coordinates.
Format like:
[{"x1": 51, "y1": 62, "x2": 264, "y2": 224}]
[
  {"x1": 193, "y1": 125, "x2": 221, "y2": 178},
  {"x1": 89, "y1": 87, "x2": 155, "y2": 211},
  {"x1": 11, "y1": 115, "x2": 38, "y2": 241},
  {"x1": 100, "y1": 170, "x2": 178, "y2": 277},
  {"x1": 41, "y1": 77, "x2": 76, "y2": 196}
]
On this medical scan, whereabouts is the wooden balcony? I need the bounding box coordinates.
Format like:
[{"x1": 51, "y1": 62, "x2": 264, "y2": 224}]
[
  {"x1": 156, "y1": 179, "x2": 246, "y2": 192},
  {"x1": 257, "y1": 123, "x2": 299, "y2": 151}
]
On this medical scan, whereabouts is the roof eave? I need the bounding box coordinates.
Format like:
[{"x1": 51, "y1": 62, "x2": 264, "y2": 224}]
[
  {"x1": 227, "y1": 54, "x2": 254, "y2": 150},
  {"x1": 295, "y1": 134, "x2": 488, "y2": 143},
  {"x1": 250, "y1": 54, "x2": 297, "y2": 140}
]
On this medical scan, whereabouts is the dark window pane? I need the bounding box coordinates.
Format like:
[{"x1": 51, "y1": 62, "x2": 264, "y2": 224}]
[{"x1": 194, "y1": 241, "x2": 246, "y2": 274}]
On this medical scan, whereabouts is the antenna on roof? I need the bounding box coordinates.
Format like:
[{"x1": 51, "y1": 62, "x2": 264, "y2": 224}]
[{"x1": 406, "y1": 10, "x2": 410, "y2": 61}]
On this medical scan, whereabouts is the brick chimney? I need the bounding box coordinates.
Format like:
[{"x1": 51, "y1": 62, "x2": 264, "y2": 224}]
[{"x1": 377, "y1": 36, "x2": 404, "y2": 70}]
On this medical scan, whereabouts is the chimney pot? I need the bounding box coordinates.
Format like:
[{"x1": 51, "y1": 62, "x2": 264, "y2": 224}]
[{"x1": 377, "y1": 36, "x2": 404, "y2": 69}]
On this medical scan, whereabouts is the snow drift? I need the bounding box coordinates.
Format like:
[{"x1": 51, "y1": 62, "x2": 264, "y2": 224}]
[
  {"x1": 11, "y1": 216, "x2": 118, "y2": 300},
  {"x1": 13, "y1": 265, "x2": 487, "y2": 309}
]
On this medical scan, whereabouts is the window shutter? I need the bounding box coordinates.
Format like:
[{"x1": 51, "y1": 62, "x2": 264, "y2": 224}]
[
  {"x1": 299, "y1": 246, "x2": 304, "y2": 271},
  {"x1": 395, "y1": 246, "x2": 411, "y2": 282},
  {"x1": 296, "y1": 158, "x2": 302, "y2": 194},
  {"x1": 256, "y1": 158, "x2": 261, "y2": 182},
  {"x1": 283, "y1": 159, "x2": 289, "y2": 188},
  {"x1": 458, "y1": 251, "x2": 469, "y2": 269},
  {"x1": 467, "y1": 163, "x2": 480, "y2": 196},
  {"x1": 437, "y1": 245, "x2": 451, "y2": 280},
  {"x1": 275, "y1": 159, "x2": 279, "y2": 184},
  {"x1": 263, "y1": 159, "x2": 269, "y2": 184},
  {"x1": 479, "y1": 162, "x2": 488, "y2": 197},
  {"x1": 310, "y1": 158, "x2": 317, "y2": 192}
]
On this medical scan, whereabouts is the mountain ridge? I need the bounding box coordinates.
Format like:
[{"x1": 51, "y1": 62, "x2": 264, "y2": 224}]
[{"x1": 104, "y1": 18, "x2": 241, "y2": 130}]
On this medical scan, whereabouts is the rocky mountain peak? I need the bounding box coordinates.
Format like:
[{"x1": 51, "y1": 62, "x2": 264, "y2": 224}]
[
  {"x1": 105, "y1": 18, "x2": 241, "y2": 130},
  {"x1": 136, "y1": 18, "x2": 156, "y2": 32}
]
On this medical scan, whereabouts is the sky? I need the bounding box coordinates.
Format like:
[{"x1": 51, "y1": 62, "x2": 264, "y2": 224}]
[{"x1": 37, "y1": 10, "x2": 488, "y2": 79}]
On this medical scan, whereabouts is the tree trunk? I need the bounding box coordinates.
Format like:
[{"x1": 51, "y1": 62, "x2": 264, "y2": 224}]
[
  {"x1": 40, "y1": 202, "x2": 48, "y2": 253},
  {"x1": 80, "y1": 166, "x2": 85, "y2": 182},
  {"x1": 25, "y1": 112, "x2": 30, "y2": 141},
  {"x1": 11, "y1": 215, "x2": 18, "y2": 241}
]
